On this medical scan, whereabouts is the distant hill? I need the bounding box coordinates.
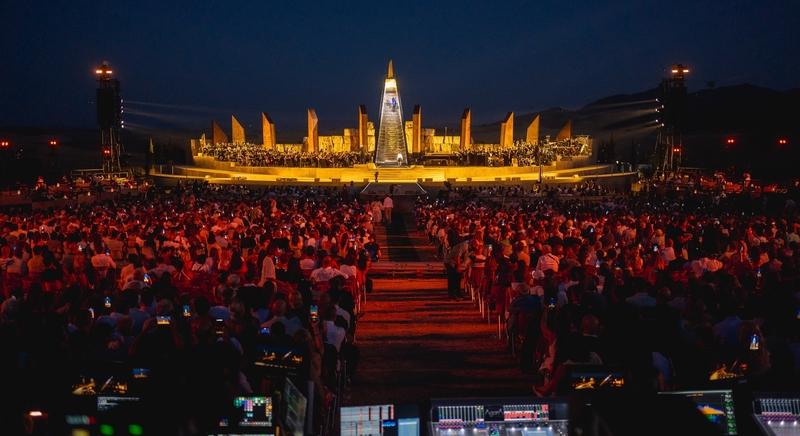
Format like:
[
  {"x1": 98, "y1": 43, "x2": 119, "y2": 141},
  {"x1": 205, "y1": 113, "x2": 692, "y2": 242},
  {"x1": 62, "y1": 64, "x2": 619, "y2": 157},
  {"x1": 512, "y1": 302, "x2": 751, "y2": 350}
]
[
  {"x1": 470, "y1": 83, "x2": 798, "y2": 178},
  {"x1": 474, "y1": 83, "x2": 796, "y2": 138}
]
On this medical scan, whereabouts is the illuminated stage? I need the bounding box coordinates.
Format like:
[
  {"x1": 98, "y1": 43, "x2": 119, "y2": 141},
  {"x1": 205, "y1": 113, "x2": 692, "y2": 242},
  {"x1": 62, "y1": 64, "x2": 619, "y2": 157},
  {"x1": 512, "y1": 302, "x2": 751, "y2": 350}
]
[
  {"x1": 161, "y1": 59, "x2": 637, "y2": 189},
  {"x1": 152, "y1": 159, "x2": 634, "y2": 189}
]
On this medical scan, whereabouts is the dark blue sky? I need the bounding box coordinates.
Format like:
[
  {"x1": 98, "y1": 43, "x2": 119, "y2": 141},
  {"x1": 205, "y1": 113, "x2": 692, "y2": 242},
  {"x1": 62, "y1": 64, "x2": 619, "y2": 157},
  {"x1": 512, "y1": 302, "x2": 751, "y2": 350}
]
[{"x1": 2, "y1": 0, "x2": 798, "y2": 132}]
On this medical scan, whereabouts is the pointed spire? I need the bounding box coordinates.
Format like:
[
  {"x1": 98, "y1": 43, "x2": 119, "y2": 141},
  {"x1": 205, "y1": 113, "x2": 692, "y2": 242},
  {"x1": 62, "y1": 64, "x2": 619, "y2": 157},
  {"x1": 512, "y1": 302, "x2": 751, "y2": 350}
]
[{"x1": 387, "y1": 59, "x2": 394, "y2": 79}]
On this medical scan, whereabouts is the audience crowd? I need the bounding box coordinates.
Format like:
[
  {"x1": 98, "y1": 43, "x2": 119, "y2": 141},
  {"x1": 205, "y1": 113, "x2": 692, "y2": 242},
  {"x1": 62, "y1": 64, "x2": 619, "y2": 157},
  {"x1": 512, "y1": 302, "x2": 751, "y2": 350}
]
[
  {"x1": 441, "y1": 182, "x2": 611, "y2": 202},
  {"x1": 419, "y1": 186, "x2": 800, "y2": 394},
  {"x1": 0, "y1": 182, "x2": 378, "y2": 433},
  {"x1": 1, "y1": 175, "x2": 146, "y2": 202},
  {"x1": 4, "y1": 171, "x2": 800, "y2": 431}
]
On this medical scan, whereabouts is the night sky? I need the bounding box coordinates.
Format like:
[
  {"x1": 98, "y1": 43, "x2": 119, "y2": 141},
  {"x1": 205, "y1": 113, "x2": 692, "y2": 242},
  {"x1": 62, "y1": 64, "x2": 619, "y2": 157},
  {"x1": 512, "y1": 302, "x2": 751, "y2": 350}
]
[{"x1": 2, "y1": 0, "x2": 798, "y2": 132}]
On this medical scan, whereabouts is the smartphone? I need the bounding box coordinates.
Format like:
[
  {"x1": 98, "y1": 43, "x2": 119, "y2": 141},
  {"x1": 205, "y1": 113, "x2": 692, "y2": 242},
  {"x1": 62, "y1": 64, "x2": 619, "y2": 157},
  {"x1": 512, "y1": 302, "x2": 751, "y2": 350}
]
[
  {"x1": 310, "y1": 304, "x2": 319, "y2": 322},
  {"x1": 653, "y1": 244, "x2": 659, "y2": 253},
  {"x1": 259, "y1": 326, "x2": 270, "y2": 335},
  {"x1": 88, "y1": 308, "x2": 95, "y2": 319},
  {"x1": 595, "y1": 259, "x2": 601, "y2": 268},
  {"x1": 215, "y1": 319, "x2": 225, "y2": 336},
  {"x1": 547, "y1": 297, "x2": 556, "y2": 309},
  {"x1": 156, "y1": 315, "x2": 171, "y2": 326},
  {"x1": 104, "y1": 296, "x2": 112, "y2": 308},
  {"x1": 143, "y1": 273, "x2": 152, "y2": 286},
  {"x1": 749, "y1": 334, "x2": 760, "y2": 351},
  {"x1": 182, "y1": 304, "x2": 191, "y2": 317},
  {"x1": 132, "y1": 368, "x2": 150, "y2": 379}
]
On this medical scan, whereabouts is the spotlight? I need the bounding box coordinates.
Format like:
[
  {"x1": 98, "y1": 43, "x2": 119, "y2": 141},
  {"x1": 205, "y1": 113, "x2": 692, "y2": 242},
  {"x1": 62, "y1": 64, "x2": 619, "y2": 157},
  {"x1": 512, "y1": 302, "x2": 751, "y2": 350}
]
[{"x1": 777, "y1": 138, "x2": 788, "y2": 145}]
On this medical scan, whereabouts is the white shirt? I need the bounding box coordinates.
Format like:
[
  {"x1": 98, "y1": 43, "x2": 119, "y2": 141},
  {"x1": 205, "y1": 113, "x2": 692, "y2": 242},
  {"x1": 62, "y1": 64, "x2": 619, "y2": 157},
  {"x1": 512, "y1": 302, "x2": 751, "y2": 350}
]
[
  {"x1": 310, "y1": 266, "x2": 346, "y2": 283},
  {"x1": 258, "y1": 256, "x2": 276, "y2": 287},
  {"x1": 535, "y1": 253, "x2": 559, "y2": 276},
  {"x1": 300, "y1": 258, "x2": 316, "y2": 271},
  {"x1": 91, "y1": 253, "x2": 117, "y2": 269},
  {"x1": 339, "y1": 264, "x2": 357, "y2": 278}
]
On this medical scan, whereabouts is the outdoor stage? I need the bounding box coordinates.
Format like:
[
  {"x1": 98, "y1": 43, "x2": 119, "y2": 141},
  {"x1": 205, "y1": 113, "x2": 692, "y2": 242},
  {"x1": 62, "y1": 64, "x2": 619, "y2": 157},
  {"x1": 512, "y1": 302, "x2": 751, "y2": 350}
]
[{"x1": 151, "y1": 155, "x2": 636, "y2": 189}]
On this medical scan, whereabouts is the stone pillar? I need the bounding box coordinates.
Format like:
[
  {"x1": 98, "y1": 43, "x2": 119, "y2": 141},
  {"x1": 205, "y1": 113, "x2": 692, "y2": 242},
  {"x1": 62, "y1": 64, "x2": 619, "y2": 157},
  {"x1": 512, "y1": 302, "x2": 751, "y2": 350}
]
[
  {"x1": 460, "y1": 108, "x2": 471, "y2": 150},
  {"x1": 412, "y1": 105, "x2": 422, "y2": 154},
  {"x1": 358, "y1": 105, "x2": 368, "y2": 152},
  {"x1": 261, "y1": 112, "x2": 276, "y2": 149},
  {"x1": 526, "y1": 114, "x2": 540, "y2": 145},
  {"x1": 307, "y1": 108, "x2": 318, "y2": 153},
  {"x1": 499, "y1": 112, "x2": 514, "y2": 149},
  {"x1": 231, "y1": 115, "x2": 245, "y2": 144},
  {"x1": 212, "y1": 120, "x2": 228, "y2": 145},
  {"x1": 556, "y1": 120, "x2": 572, "y2": 141}
]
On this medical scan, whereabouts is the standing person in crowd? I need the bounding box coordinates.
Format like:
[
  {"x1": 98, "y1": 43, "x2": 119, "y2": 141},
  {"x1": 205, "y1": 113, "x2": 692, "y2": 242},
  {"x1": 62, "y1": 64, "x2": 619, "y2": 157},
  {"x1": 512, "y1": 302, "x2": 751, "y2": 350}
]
[
  {"x1": 383, "y1": 194, "x2": 393, "y2": 225},
  {"x1": 444, "y1": 229, "x2": 469, "y2": 300}
]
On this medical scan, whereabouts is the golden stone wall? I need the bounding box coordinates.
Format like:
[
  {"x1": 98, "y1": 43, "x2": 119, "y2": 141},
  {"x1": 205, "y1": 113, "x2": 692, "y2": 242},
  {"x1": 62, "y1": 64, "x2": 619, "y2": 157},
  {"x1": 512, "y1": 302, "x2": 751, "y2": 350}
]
[
  {"x1": 368, "y1": 122, "x2": 376, "y2": 152},
  {"x1": 405, "y1": 121, "x2": 414, "y2": 152},
  {"x1": 429, "y1": 135, "x2": 461, "y2": 153},
  {"x1": 318, "y1": 135, "x2": 345, "y2": 152},
  {"x1": 343, "y1": 128, "x2": 359, "y2": 152},
  {"x1": 422, "y1": 128, "x2": 435, "y2": 152}
]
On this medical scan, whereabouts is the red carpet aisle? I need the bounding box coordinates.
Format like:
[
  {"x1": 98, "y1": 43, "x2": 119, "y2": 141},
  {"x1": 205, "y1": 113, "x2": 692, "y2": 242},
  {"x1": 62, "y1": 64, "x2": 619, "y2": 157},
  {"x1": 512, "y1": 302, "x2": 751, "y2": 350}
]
[{"x1": 345, "y1": 278, "x2": 530, "y2": 406}]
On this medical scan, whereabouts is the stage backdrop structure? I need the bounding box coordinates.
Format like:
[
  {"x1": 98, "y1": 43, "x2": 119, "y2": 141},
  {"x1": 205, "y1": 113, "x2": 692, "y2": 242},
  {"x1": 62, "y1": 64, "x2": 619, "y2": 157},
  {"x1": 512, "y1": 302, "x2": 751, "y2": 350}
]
[{"x1": 375, "y1": 60, "x2": 409, "y2": 167}]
